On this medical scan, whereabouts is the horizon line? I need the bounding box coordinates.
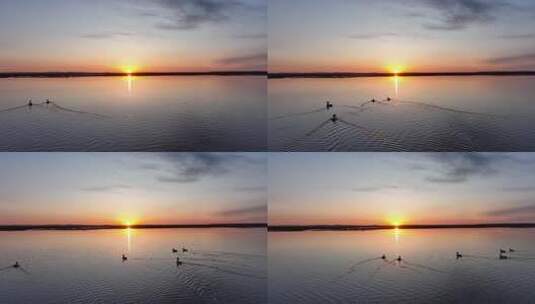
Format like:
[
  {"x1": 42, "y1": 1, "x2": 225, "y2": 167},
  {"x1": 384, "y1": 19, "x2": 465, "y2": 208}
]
[
  {"x1": 268, "y1": 70, "x2": 535, "y2": 79},
  {"x1": 268, "y1": 223, "x2": 535, "y2": 232},
  {"x1": 0, "y1": 70, "x2": 267, "y2": 78},
  {"x1": 0, "y1": 223, "x2": 267, "y2": 231}
]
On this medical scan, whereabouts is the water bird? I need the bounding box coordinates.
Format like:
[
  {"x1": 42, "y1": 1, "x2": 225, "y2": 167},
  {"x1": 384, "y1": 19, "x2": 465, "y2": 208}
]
[
  {"x1": 386, "y1": 97, "x2": 392, "y2": 101},
  {"x1": 46, "y1": 99, "x2": 51, "y2": 104},
  {"x1": 499, "y1": 249, "x2": 506, "y2": 254},
  {"x1": 28, "y1": 99, "x2": 33, "y2": 107},
  {"x1": 172, "y1": 248, "x2": 178, "y2": 253},
  {"x1": 396, "y1": 256, "x2": 402, "y2": 262},
  {"x1": 13, "y1": 261, "x2": 20, "y2": 268},
  {"x1": 456, "y1": 252, "x2": 463, "y2": 259},
  {"x1": 330, "y1": 114, "x2": 338, "y2": 122},
  {"x1": 176, "y1": 257, "x2": 182, "y2": 266},
  {"x1": 371, "y1": 98, "x2": 376, "y2": 103},
  {"x1": 182, "y1": 247, "x2": 189, "y2": 253},
  {"x1": 509, "y1": 248, "x2": 515, "y2": 252},
  {"x1": 381, "y1": 254, "x2": 386, "y2": 260},
  {"x1": 499, "y1": 253, "x2": 508, "y2": 260},
  {"x1": 326, "y1": 101, "x2": 333, "y2": 109},
  {"x1": 122, "y1": 254, "x2": 128, "y2": 261}
]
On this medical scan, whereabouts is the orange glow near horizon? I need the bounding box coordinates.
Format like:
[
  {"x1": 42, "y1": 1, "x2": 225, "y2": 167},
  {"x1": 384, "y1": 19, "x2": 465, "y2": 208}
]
[
  {"x1": 386, "y1": 64, "x2": 406, "y2": 75},
  {"x1": 120, "y1": 65, "x2": 139, "y2": 75}
]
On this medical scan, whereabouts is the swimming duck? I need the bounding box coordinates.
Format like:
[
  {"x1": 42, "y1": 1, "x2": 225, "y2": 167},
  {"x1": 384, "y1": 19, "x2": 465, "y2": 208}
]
[
  {"x1": 509, "y1": 248, "x2": 515, "y2": 253},
  {"x1": 499, "y1": 253, "x2": 508, "y2": 260},
  {"x1": 326, "y1": 101, "x2": 333, "y2": 109},
  {"x1": 172, "y1": 248, "x2": 178, "y2": 253},
  {"x1": 499, "y1": 249, "x2": 506, "y2": 254},
  {"x1": 381, "y1": 254, "x2": 386, "y2": 260},
  {"x1": 371, "y1": 98, "x2": 376, "y2": 103},
  {"x1": 456, "y1": 252, "x2": 463, "y2": 259},
  {"x1": 28, "y1": 99, "x2": 33, "y2": 107},
  {"x1": 13, "y1": 261, "x2": 20, "y2": 268},
  {"x1": 182, "y1": 247, "x2": 188, "y2": 253},
  {"x1": 330, "y1": 114, "x2": 338, "y2": 122},
  {"x1": 176, "y1": 257, "x2": 182, "y2": 266},
  {"x1": 386, "y1": 97, "x2": 392, "y2": 101},
  {"x1": 122, "y1": 254, "x2": 128, "y2": 261},
  {"x1": 396, "y1": 256, "x2": 402, "y2": 262},
  {"x1": 46, "y1": 99, "x2": 51, "y2": 104}
]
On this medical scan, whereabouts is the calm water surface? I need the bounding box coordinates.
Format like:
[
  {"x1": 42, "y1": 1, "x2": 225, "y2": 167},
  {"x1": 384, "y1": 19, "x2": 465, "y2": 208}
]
[
  {"x1": 0, "y1": 76, "x2": 266, "y2": 151},
  {"x1": 269, "y1": 228, "x2": 535, "y2": 303},
  {"x1": 0, "y1": 228, "x2": 266, "y2": 304},
  {"x1": 269, "y1": 76, "x2": 535, "y2": 151}
]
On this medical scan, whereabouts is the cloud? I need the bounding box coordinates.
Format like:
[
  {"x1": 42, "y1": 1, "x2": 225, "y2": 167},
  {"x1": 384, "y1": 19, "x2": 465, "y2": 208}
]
[
  {"x1": 234, "y1": 33, "x2": 267, "y2": 39},
  {"x1": 352, "y1": 185, "x2": 399, "y2": 192},
  {"x1": 502, "y1": 186, "x2": 535, "y2": 192},
  {"x1": 487, "y1": 204, "x2": 535, "y2": 217},
  {"x1": 418, "y1": 0, "x2": 507, "y2": 30},
  {"x1": 155, "y1": 153, "x2": 260, "y2": 183},
  {"x1": 425, "y1": 153, "x2": 503, "y2": 183},
  {"x1": 81, "y1": 184, "x2": 131, "y2": 192},
  {"x1": 497, "y1": 33, "x2": 535, "y2": 39},
  {"x1": 79, "y1": 32, "x2": 133, "y2": 39},
  {"x1": 216, "y1": 52, "x2": 267, "y2": 67},
  {"x1": 234, "y1": 186, "x2": 267, "y2": 193},
  {"x1": 218, "y1": 204, "x2": 266, "y2": 218},
  {"x1": 348, "y1": 32, "x2": 400, "y2": 40},
  {"x1": 141, "y1": 0, "x2": 263, "y2": 30},
  {"x1": 487, "y1": 52, "x2": 535, "y2": 65}
]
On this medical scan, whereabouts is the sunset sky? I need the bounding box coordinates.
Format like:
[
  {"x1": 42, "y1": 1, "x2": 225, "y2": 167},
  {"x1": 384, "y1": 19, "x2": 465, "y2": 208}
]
[
  {"x1": 269, "y1": 0, "x2": 535, "y2": 72},
  {"x1": 269, "y1": 153, "x2": 535, "y2": 225},
  {"x1": 0, "y1": 153, "x2": 266, "y2": 225},
  {"x1": 0, "y1": 0, "x2": 266, "y2": 72}
]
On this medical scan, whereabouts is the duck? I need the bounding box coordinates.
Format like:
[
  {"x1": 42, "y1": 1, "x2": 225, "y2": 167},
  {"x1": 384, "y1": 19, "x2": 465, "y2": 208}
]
[
  {"x1": 456, "y1": 252, "x2": 463, "y2": 259},
  {"x1": 122, "y1": 254, "x2": 128, "y2": 261},
  {"x1": 46, "y1": 99, "x2": 51, "y2": 104},
  {"x1": 13, "y1": 261, "x2": 20, "y2": 268},
  {"x1": 381, "y1": 254, "x2": 386, "y2": 260},
  {"x1": 326, "y1": 101, "x2": 333, "y2": 109},
  {"x1": 386, "y1": 97, "x2": 392, "y2": 101},
  {"x1": 172, "y1": 248, "x2": 178, "y2": 253},
  {"x1": 182, "y1": 247, "x2": 188, "y2": 253},
  {"x1": 499, "y1": 249, "x2": 506, "y2": 254},
  {"x1": 396, "y1": 256, "x2": 402, "y2": 262},
  {"x1": 509, "y1": 248, "x2": 515, "y2": 253},
  {"x1": 330, "y1": 114, "x2": 338, "y2": 122},
  {"x1": 371, "y1": 98, "x2": 376, "y2": 103},
  {"x1": 499, "y1": 253, "x2": 508, "y2": 260},
  {"x1": 176, "y1": 257, "x2": 183, "y2": 266},
  {"x1": 28, "y1": 99, "x2": 33, "y2": 107}
]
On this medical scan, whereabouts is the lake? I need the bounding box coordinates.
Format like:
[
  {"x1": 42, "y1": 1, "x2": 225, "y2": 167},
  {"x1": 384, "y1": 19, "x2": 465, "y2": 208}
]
[
  {"x1": 0, "y1": 228, "x2": 266, "y2": 304},
  {"x1": 269, "y1": 76, "x2": 535, "y2": 151},
  {"x1": 0, "y1": 76, "x2": 266, "y2": 151},
  {"x1": 269, "y1": 228, "x2": 535, "y2": 303}
]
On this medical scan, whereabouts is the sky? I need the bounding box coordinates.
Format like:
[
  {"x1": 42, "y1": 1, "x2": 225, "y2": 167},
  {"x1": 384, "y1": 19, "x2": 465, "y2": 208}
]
[
  {"x1": 269, "y1": 0, "x2": 535, "y2": 72},
  {"x1": 0, "y1": 0, "x2": 266, "y2": 72},
  {"x1": 269, "y1": 153, "x2": 535, "y2": 225},
  {"x1": 0, "y1": 153, "x2": 267, "y2": 225}
]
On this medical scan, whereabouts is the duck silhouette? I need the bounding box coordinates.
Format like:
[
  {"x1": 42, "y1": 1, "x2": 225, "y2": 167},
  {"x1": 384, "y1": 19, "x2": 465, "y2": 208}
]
[
  {"x1": 182, "y1": 247, "x2": 188, "y2": 253},
  {"x1": 396, "y1": 256, "x2": 402, "y2": 262},
  {"x1": 330, "y1": 114, "x2": 338, "y2": 122},
  {"x1": 172, "y1": 248, "x2": 178, "y2": 253},
  {"x1": 381, "y1": 254, "x2": 386, "y2": 260},
  {"x1": 456, "y1": 252, "x2": 463, "y2": 259},
  {"x1": 13, "y1": 261, "x2": 20, "y2": 268},
  {"x1": 122, "y1": 254, "x2": 128, "y2": 261}
]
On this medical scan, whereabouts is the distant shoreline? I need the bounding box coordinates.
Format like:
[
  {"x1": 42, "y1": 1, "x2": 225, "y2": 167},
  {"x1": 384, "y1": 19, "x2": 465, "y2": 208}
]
[
  {"x1": 268, "y1": 71, "x2": 535, "y2": 79},
  {"x1": 0, "y1": 223, "x2": 267, "y2": 231},
  {"x1": 268, "y1": 223, "x2": 535, "y2": 232},
  {"x1": 0, "y1": 71, "x2": 267, "y2": 78}
]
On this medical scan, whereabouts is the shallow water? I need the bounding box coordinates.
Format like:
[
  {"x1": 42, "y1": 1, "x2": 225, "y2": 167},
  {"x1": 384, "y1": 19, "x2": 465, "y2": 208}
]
[
  {"x1": 269, "y1": 76, "x2": 535, "y2": 151},
  {"x1": 0, "y1": 228, "x2": 266, "y2": 304},
  {"x1": 0, "y1": 76, "x2": 266, "y2": 151},
  {"x1": 269, "y1": 228, "x2": 535, "y2": 304}
]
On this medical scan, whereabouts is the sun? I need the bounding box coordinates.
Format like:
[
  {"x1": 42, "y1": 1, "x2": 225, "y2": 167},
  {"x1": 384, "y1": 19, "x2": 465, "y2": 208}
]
[
  {"x1": 387, "y1": 215, "x2": 405, "y2": 228},
  {"x1": 386, "y1": 64, "x2": 406, "y2": 75},
  {"x1": 120, "y1": 65, "x2": 138, "y2": 75},
  {"x1": 119, "y1": 217, "x2": 138, "y2": 227}
]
